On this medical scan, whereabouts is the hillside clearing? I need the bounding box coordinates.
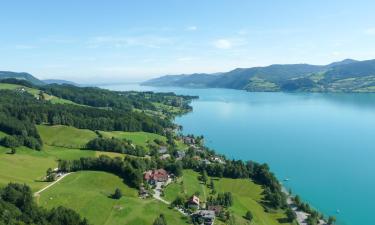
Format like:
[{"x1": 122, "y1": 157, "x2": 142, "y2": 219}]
[{"x1": 38, "y1": 171, "x2": 189, "y2": 225}]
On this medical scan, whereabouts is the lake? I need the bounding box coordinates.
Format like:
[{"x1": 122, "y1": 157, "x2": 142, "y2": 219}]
[{"x1": 102, "y1": 83, "x2": 375, "y2": 225}]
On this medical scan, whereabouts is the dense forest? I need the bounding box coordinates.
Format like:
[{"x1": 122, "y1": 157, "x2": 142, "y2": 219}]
[
  {"x1": 0, "y1": 80, "x2": 196, "y2": 150},
  {"x1": 41, "y1": 84, "x2": 196, "y2": 112},
  {"x1": 0, "y1": 183, "x2": 89, "y2": 225}
]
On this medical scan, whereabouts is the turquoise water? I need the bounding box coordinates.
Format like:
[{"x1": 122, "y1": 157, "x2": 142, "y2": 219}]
[{"x1": 103, "y1": 84, "x2": 375, "y2": 225}]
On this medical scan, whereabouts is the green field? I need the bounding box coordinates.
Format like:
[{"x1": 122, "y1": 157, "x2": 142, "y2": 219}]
[
  {"x1": 38, "y1": 171, "x2": 189, "y2": 225},
  {"x1": 0, "y1": 83, "x2": 78, "y2": 105},
  {"x1": 100, "y1": 130, "x2": 166, "y2": 148},
  {"x1": 0, "y1": 143, "x2": 127, "y2": 191},
  {"x1": 164, "y1": 170, "x2": 293, "y2": 225},
  {"x1": 37, "y1": 125, "x2": 98, "y2": 149},
  {"x1": 0, "y1": 131, "x2": 8, "y2": 139},
  {"x1": 164, "y1": 170, "x2": 209, "y2": 203},
  {"x1": 0, "y1": 146, "x2": 57, "y2": 191}
]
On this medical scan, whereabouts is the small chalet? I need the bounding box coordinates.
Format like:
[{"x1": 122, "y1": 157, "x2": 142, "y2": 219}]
[
  {"x1": 158, "y1": 146, "x2": 168, "y2": 154},
  {"x1": 183, "y1": 136, "x2": 195, "y2": 145},
  {"x1": 188, "y1": 195, "x2": 200, "y2": 209},
  {"x1": 159, "y1": 153, "x2": 171, "y2": 160},
  {"x1": 144, "y1": 169, "x2": 169, "y2": 184},
  {"x1": 193, "y1": 210, "x2": 215, "y2": 225}
]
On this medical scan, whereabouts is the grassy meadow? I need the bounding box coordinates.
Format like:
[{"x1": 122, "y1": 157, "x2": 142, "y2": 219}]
[
  {"x1": 37, "y1": 125, "x2": 98, "y2": 149},
  {"x1": 100, "y1": 130, "x2": 166, "y2": 148},
  {"x1": 38, "y1": 171, "x2": 189, "y2": 225},
  {"x1": 164, "y1": 169, "x2": 293, "y2": 225}
]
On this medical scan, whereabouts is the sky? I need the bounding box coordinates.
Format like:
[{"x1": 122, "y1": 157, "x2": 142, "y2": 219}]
[{"x1": 1, "y1": 0, "x2": 375, "y2": 83}]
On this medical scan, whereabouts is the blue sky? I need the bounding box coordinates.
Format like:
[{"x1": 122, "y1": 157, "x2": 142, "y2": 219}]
[{"x1": 1, "y1": 0, "x2": 375, "y2": 83}]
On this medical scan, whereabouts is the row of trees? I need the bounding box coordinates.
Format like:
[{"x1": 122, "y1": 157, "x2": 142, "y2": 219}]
[
  {"x1": 0, "y1": 183, "x2": 88, "y2": 225},
  {"x1": 85, "y1": 137, "x2": 147, "y2": 156}
]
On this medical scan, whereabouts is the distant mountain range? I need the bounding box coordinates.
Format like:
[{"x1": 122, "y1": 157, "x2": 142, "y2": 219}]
[
  {"x1": 143, "y1": 59, "x2": 375, "y2": 92},
  {"x1": 42, "y1": 79, "x2": 79, "y2": 86},
  {"x1": 0, "y1": 71, "x2": 78, "y2": 86}
]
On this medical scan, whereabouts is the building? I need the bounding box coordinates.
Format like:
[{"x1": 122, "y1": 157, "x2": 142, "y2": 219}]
[
  {"x1": 183, "y1": 136, "x2": 195, "y2": 145},
  {"x1": 158, "y1": 146, "x2": 168, "y2": 154},
  {"x1": 144, "y1": 169, "x2": 169, "y2": 184},
  {"x1": 176, "y1": 150, "x2": 186, "y2": 160},
  {"x1": 159, "y1": 153, "x2": 171, "y2": 160},
  {"x1": 188, "y1": 195, "x2": 200, "y2": 209},
  {"x1": 192, "y1": 210, "x2": 215, "y2": 225}
]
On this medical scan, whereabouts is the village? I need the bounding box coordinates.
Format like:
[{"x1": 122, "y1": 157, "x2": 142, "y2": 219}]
[{"x1": 138, "y1": 134, "x2": 227, "y2": 225}]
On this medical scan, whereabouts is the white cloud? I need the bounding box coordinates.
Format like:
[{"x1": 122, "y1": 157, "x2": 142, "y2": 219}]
[
  {"x1": 364, "y1": 28, "x2": 375, "y2": 35},
  {"x1": 212, "y1": 38, "x2": 247, "y2": 50},
  {"x1": 186, "y1": 26, "x2": 198, "y2": 31},
  {"x1": 213, "y1": 39, "x2": 233, "y2": 49}
]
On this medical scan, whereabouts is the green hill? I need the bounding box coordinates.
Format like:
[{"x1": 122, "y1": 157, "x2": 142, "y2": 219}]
[
  {"x1": 143, "y1": 58, "x2": 375, "y2": 92},
  {"x1": 0, "y1": 71, "x2": 45, "y2": 85},
  {"x1": 37, "y1": 125, "x2": 98, "y2": 149},
  {"x1": 38, "y1": 171, "x2": 189, "y2": 225}
]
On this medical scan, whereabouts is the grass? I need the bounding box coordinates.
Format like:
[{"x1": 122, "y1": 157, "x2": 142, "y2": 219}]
[
  {"x1": 164, "y1": 170, "x2": 292, "y2": 225},
  {"x1": 37, "y1": 125, "x2": 98, "y2": 149},
  {"x1": 214, "y1": 178, "x2": 293, "y2": 225},
  {"x1": 0, "y1": 83, "x2": 78, "y2": 105},
  {"x1": 164, "y1": 170, "x2": 209, "y2": 203},
  {"x1": 0, "y1": 131, "x2": 8, "y2": 139},
  {"x1": 0, "y1": 146, "x2": 57, "y2": 192},
  {"x1": 0, "y1": 143, "x2": 126, "y2": 192},
  {"x1": 38, "y1": 171, "x2": 189, "y2": 225},
  {"x1": 100, "y1": 131, "x2": 166, "y2": 149}
]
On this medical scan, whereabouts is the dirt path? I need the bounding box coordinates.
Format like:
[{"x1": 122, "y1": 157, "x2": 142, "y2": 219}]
[{"x1": 33, "y1": 172, "x2": 72, "y2": 197}]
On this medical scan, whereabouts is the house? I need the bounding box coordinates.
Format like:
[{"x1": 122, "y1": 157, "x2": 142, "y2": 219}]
[
  {"x1": 192, "y1": 210, "x2": 215, "y2": 225},
  {"x1": 188, "y1": 195, "x2": 200, "y2": 209},
  {"x1": 158, "y1": 146, "x2": 168, "y2": 154},
  {"x1": 202, "y1": 159, "x2": 211, "y2": 165},
  {"x1": 183, "y1": 136, "x2": 195, "y2": 145},
  {"x1": 207, "y1": 205, "x2": 222, "y2": 215},
  {"x1": 176, "y1": 150, "x2": 186, "y2": 160},
  {"x1": 159, "y1": 153, "x2": 171, "y2": 160},
  {"x1": 144, "y1": 169, "x2": 169, "y2": 184}
]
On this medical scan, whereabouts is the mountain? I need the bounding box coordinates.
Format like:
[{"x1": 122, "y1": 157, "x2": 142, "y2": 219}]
[
  {"x1": 0, "y1": 71, "x2": 45, "y2": 86},
  {"x1": 43, "y1": 79, "x2": 79, "y2": 86},
  {"x1": 142, "y1": 59, "x2": 375, "y2": 92}
]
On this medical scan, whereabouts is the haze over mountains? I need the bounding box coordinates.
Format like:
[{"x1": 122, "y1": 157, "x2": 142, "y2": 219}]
[
  {"x1": 143, "y1": 59, "x2": 375, "y2": 92},
  {"x1": 0, "y1": 71, "x2": 78, "y2": 86}
]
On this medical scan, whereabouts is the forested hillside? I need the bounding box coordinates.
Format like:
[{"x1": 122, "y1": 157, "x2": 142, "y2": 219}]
[{"x1": 143, "y1": 58, "x2": 375, "y2": 92}]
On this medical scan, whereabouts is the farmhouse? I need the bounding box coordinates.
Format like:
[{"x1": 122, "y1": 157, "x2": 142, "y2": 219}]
[
  {"x1": 144, "y1": 169, "x2": 169, "y2": 184},
  {"x1": 188, "y1": 195, "x2": 200, "y2": 209}
]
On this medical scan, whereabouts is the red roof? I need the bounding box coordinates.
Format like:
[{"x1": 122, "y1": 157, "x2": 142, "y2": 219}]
[{"x1": 144, "y1": 169, "x2": 168, "y2": 182}]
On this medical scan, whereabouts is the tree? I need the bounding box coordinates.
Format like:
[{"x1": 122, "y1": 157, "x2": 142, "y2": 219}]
[
  {"x1": 201, "y1": 170, "x2": 208, "y2": 184},
  {"x1": 245, "y1": 210, "x2": 253, "y2": 221},
  {"x1": 112, "y1": 188, "x2": 122, "y2": 199},
  {"x1": 286, "y1": 208, "x2": 296, "y2": 222},
  {"x1": 10, "y1": 148, "x2": 16, "y2": 154},
  {"x1": 328, "y1": 216, "x2": 336, "y2": 225},
  {"x1": 171, "y1": 195, "x2": 186, "y2": 207},
  {"x1": 46, "y1": 168, "x2": 56, "y2": 182},
  {"x1": 153, "y1": 214, "x2": 167, "y2": 225}
]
